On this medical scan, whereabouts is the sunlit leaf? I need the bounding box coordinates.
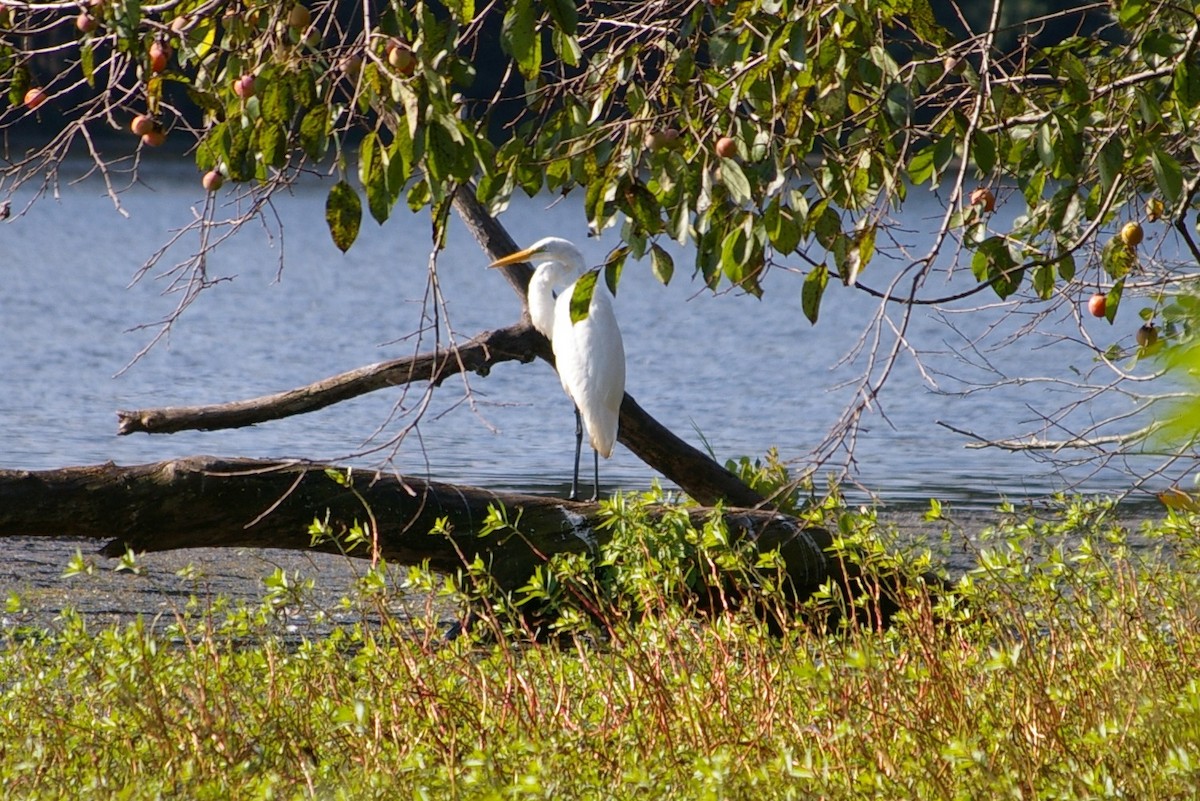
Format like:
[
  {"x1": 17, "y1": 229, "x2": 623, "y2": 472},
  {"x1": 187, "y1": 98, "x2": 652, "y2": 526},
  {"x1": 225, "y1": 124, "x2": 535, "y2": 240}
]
[
  {"x1": 650, "y1": 243, "x2": 674, "y2": 285},
  {"x1": 1116, "y1": 0, "x2": 1151, "y2": 26},
  {"x1": 1105, "y1": 276, "x2": 1124, "y2": 323},
  {"x1": 1101, "y1": 236, "x2": 1135, "y2": 279},
  {"x1": 502, "y1": 0, "x2": 541, "y2": 80},
  {"x1": 441, "y1": 0, "x2": 475, "y2": 24},
  {"x1": 569, "y1": 269, "x2": 599, "y2": 324},
  {"x1": 81, "y1": 45, "x2": 95, "y2": 87},
  {"x1": 908, "y1": 143, "x2": 935, "y2": 185}
]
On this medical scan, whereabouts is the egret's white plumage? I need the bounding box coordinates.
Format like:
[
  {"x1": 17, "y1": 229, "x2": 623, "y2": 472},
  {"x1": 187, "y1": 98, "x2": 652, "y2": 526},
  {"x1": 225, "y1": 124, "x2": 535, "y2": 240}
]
[{"x1": 490, "y1": 237, "x2": 626, "y2": 499}]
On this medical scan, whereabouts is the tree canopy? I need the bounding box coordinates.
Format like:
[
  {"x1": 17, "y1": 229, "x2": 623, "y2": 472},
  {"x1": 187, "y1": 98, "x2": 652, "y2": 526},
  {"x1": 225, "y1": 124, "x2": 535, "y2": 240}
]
[{"x1": 3, "y1": 0, "x2": 1199, "y2": 491}]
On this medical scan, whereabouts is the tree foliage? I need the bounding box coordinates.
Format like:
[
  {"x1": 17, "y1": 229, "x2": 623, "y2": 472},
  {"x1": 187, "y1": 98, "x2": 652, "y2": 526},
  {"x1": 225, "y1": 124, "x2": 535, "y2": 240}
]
[{"x1": 3, "y1": 0, "x2": 1200, "y2": 482}]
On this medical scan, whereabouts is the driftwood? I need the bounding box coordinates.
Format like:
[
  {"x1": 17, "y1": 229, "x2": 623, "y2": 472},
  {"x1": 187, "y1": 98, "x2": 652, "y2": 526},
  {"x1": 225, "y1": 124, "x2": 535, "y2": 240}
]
[{"x1": 0, "y1": 457, "x2": 831, "y2": 597}]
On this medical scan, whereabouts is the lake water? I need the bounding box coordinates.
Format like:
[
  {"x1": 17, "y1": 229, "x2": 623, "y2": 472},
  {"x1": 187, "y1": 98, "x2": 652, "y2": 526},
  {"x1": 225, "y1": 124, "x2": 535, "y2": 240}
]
[{"x1": 0, "y1": 157, "x2": 1184, "y2": 512}]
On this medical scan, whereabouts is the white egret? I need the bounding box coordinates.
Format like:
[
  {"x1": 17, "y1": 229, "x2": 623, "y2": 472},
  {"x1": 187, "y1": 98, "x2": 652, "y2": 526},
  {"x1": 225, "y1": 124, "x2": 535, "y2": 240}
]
[{"x1": 490, "y1": 237, "x2": 626, "y2": 501}]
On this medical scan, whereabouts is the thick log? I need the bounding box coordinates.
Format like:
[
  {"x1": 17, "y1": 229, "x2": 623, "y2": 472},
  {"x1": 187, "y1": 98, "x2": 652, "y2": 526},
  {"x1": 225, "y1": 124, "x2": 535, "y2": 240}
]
[{"x1": 0, "y1": 457, "x2": 828, "y2": 595}]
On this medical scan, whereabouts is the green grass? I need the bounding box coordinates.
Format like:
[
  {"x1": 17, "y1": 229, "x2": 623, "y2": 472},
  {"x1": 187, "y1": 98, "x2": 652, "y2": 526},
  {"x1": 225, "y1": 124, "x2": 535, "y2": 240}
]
[{"x1": 3, "y1": 490, "x2": 1200, "y2": 799}]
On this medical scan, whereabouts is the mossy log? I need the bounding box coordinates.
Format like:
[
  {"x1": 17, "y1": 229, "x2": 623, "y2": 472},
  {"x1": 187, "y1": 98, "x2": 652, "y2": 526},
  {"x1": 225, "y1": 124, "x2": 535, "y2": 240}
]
[{"x1": 0, "y1": 457, "x2": 832, "y2": 597}]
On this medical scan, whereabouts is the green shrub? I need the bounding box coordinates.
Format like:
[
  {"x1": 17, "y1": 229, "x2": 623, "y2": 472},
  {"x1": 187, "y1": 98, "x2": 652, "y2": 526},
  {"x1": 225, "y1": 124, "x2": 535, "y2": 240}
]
[{"x1": 2, "y1": 493, "x2": 1199, "y2": 798}]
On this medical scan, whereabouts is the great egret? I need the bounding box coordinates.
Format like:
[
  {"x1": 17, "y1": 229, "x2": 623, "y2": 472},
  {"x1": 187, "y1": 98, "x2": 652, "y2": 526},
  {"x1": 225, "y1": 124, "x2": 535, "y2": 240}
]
[{"x1": 490, "y1": 237, "x2": 626, "y2": 501}]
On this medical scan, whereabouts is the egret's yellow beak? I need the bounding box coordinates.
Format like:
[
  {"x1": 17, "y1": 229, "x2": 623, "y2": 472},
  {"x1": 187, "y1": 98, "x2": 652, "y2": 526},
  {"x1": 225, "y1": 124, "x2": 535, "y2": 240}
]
[{"x1": 489, "y1": 246, "x2": 540, "y2": 268}]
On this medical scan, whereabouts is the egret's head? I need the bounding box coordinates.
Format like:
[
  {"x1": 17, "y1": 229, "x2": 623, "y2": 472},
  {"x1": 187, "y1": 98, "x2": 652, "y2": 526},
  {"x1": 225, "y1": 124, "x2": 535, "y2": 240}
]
[{"x1": 489, "y1": 237, "x2": 587, "y2": 280}]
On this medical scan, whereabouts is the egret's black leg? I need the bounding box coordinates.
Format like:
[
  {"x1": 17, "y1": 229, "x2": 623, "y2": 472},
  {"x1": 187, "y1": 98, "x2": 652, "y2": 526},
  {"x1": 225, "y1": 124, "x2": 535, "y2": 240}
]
[
  {"x1": 569, "y1": 406, "x2": 583, "y2": 500},
  {"x1": 591, "y1": 447, "x2": 600, "y2": 502}
]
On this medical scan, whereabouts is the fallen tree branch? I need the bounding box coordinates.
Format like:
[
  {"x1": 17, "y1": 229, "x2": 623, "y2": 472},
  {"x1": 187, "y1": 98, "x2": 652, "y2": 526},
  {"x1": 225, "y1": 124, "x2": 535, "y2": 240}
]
[
  {"x1": 117, "y1": 322, "x2": 545, "y2": 435},
  {"x1": 0, "y1": 457, "x2": 826, "y2": 595}
]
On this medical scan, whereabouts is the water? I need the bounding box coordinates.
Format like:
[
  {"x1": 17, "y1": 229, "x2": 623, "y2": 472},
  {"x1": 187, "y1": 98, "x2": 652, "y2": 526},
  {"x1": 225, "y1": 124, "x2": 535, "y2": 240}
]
[{"x1": 0, "y1": 158, "x2": 1182, "y2": 511}]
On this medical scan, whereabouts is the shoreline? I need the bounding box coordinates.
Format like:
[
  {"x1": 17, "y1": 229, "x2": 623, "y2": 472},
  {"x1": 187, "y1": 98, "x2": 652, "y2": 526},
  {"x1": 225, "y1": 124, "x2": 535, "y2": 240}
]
[{"x1": 0, "y1": 500, "x2": 1168, "y2": 632}]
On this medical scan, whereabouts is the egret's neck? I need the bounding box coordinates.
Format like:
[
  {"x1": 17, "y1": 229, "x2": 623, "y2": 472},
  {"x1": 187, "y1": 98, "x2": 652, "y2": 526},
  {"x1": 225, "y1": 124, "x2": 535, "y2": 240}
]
[{"x1": 528, "y1": 263, "x2": 569, "y2": 338}]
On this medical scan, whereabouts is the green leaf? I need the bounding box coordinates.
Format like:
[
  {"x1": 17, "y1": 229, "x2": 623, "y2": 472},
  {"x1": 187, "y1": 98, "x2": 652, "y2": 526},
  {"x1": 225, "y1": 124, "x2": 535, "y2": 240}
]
[
  {"x1": 1115, "y1": 0, "x2": 1150, "y2": 26},
  {"x1": 1036, "y1": 122, "x2": 1055, "y2": 169},
  {"x1": 1151, "y1": 148, "x2": 1183, "y2": 205},
  {"x1": 971, "y1": 236, "x2": 1023, "y2": 299},
  {"x1": 388, "y1": 123, "x2": 413, "y2": 194},
  {"x1": 502, "y1": 0, "x2": 541, "y2": 80},
  {"x1": 188, "y1": 15, "x2": 218, "y2": 61},
  {"x1": 603, "y1": 247, "x2": 627, "y2": 296},
  {"x1": 425, "y1": 120, "x2": 470, "y2": 185},
  {"x1": 802, "y1": 264, "x2": 828, "y2": 324},
  {"x1": 811, "y1": 202, "x2": 841, "y2": 250},
  {"x1": 906, "y1": 0, "x2": 946, "y2": 44},
  {"x1": 908, "y1": 143, "x2": 935, "y2": 185},
  {"x1": 299, "y1": 106, "x2": 328, "y2": 161},
  {"x1": 972, "y1": 132, "x2": 995, "y2": 175},
  {"x1": 1057, "y1": 252, "x2": 1076, "y2": 283},
  {"x1": 258, "y1": 123, "x2": 287, "y2": 169},
  {"x1": 1173, "y1": 59, "x2": 1200, "y2": 107},
  {"x1": 81, "y1": 44, "x2": 95, "y2": 87},
  {"x1": 294, "y1": 68, "x2": 318, "y2": 111},
  {"x1": 551, "y1": 29, "x2": 582, "y2": 67},
  {"x1": 441, "y1": 0, "x2": 475, "y2": 24},
  {"x1": 395, "y1": 81, "x2": 421, "y2": 137},
  {"x1": 1105, "y1": 277, "x2": 1124, "y2": 324},
  {"x1": 764, "y1": 199, "x2": 801, "y2": 255},
  {"x1": 1101, "y1": 236, "x2": 1136, "y2": 279},
  {"x1": 620, "y1": 180, "x2": 661, "y2": 234},
  {"x1": 720, "y1": 226, "x2": 749, "y2": 285},
  {"x1": 1032, "y1": 263, "x2": 1055, "y2": 300},
  {"x1": 359, "y1": 132, "x2": 392, "y2": 225},
  {"x1": 933, "y1": 135, "x2": 955, "y2": 180},
  {"x1": 884, "y1": 83, "x2": 911, "y2": 126},
  {"x1": 226, "y1": 122, "x2": 255, "y2": 181},
  {"x1": 325, "y1": 180, "x2": 362, "y2": 253},
  {"x1": 196, "y1": 122, "x2": 229, "y2": 173},
  {"x1": 261, "y1": 73, "x2": 295, "y2": 124},
  {"x1": 542, "y1": 0, "x2": 578, "y2": 34},
  {"x1": 1097, "y1": 139, "x2": 1124, "y2": 197},
  {"x1": 650, "y1": 243, "x2": 674, "y2": 285},
  {"x1": 585, "y1": 175, "x2": 614, "y2": 231},
  {"x1": 719, "y1": 158, "x2": 752, "y2": 204},
  {"x1": 569, "y1": 269, "x2": 599, "y2": 325}
]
